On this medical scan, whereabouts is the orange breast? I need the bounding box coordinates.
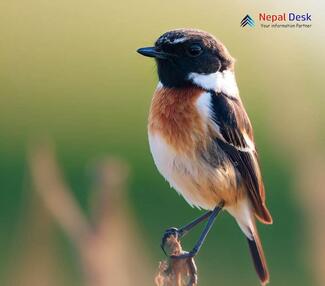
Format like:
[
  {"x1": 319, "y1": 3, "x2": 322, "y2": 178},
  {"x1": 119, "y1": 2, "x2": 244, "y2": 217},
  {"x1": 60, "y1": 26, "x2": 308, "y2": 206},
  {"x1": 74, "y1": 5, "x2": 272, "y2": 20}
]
[{"x1": 148, "y1": 86, "x2": 206, "y2": 155}]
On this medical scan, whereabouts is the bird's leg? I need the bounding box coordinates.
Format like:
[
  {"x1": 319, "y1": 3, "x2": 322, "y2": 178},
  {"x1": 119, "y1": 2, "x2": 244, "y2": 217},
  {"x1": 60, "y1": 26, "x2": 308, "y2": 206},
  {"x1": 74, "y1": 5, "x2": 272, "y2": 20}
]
[
  {"x1": 161, "y1": 210, "x2": 213, "y2": 255},
  {"x1": 178, "y1": 210, "x2": 213, "y2": 238},
  {"x1": 171, "y1": 202, "x2": 224, "y2": 259}
]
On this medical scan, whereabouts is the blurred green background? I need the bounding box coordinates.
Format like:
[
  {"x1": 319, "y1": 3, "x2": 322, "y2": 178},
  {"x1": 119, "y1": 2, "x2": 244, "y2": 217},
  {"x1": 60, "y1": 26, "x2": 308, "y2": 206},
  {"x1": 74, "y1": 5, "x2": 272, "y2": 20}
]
[{"x1": 0, "y1": 0, "x2": 324, "y2": 285}]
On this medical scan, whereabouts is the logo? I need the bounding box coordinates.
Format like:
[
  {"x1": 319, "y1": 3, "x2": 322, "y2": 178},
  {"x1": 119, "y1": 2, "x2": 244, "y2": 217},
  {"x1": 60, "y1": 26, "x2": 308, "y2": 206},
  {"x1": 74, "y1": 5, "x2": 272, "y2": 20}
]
[
  {"x1": 240, "y1": 13, "x2": 312, "y2": 29},
  {"x1": 241, "y1": 15, "x2": 255, "y2": 27}
]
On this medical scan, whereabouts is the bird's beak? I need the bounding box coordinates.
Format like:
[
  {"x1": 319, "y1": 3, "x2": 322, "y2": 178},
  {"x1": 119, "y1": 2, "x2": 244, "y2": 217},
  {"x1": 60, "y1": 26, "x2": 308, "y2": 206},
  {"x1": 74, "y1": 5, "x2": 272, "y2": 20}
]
[{"x1": 137, "y1": 47, "x2": 169, "y2": 59}]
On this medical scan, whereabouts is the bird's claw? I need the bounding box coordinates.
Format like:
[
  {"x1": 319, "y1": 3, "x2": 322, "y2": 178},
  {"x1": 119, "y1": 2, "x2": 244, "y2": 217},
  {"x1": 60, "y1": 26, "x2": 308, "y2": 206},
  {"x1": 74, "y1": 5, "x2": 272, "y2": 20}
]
[
  {"x1": 170, "y1": 250, "x2": 196, "y2": 259},
  {"x1": 161, "y1": 227, "x2": 180, "y2": 256}
]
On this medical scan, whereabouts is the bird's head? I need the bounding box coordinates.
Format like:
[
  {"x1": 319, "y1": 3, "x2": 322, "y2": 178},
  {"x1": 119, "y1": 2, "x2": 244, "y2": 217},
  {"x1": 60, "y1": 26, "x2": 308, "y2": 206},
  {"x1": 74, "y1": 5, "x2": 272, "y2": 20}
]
[{"x1": 137, "y1": 29, "x2": 235, "y2": 89}]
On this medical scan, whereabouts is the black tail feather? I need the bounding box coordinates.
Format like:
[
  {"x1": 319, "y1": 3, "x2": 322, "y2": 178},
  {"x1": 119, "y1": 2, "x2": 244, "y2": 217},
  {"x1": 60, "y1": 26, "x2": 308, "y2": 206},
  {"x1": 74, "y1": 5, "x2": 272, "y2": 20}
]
[{"x1": 247, "y1": 231, "x2": 269, "y2": 285}]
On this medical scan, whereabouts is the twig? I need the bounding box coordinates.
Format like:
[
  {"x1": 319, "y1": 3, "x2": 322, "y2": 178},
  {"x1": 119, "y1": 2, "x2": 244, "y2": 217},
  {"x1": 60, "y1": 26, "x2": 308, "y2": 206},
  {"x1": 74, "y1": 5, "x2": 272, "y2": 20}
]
[{"x1": 155, "y1": 234, "x2": 197, "y2": 286}]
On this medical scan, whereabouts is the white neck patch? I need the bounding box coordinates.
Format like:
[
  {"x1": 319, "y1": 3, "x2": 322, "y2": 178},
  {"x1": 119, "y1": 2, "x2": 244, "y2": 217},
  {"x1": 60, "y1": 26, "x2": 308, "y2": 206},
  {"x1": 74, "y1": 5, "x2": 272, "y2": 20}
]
[
  {"x1": 156, "y1": 81, "x2": 163, "y2": 90},
  {"x1": 187, "y1": 70, "x2": 239, "y2": 98}
]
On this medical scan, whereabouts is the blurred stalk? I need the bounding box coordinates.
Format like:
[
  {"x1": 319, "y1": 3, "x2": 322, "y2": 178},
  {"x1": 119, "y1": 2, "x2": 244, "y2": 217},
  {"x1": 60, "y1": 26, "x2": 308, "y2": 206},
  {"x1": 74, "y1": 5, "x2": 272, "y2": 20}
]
[
  {"x1": 28, "y1": 142, "x2": 153, "y2": 286},
  {"x1": 5, "y1": 190, "x2": 68, "y2": 286}
]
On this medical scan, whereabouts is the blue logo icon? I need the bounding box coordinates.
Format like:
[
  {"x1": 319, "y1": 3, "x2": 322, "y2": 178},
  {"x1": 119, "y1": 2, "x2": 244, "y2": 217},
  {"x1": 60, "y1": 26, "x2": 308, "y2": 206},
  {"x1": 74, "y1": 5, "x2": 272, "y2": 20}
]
[{"x1": 241, "y1": 15, "x2": 255, "y2": 27}]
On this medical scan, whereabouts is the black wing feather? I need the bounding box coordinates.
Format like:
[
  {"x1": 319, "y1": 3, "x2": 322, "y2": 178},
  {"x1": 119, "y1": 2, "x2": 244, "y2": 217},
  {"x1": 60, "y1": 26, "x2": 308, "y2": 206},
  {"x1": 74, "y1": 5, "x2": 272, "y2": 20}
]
[{"x1": 209, "y1": 91, "x2": 271, "y2": 222}]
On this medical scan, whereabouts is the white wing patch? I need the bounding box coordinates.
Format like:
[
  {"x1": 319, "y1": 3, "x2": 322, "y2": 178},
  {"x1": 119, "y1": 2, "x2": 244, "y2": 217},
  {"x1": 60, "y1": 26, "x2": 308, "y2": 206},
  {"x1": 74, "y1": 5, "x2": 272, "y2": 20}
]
[
  {"x1": 195, "y1": 91, "x2": 221, "y2": 134},
  {"x1": 196, "y1": 92, "x2": 212, "y2": 120},
  {"x1": 243, "y1": 132, "x2": 256, "y2": 151},
  {"x1": 195, "y1": 90, "x2": 255, "y2": 153}
]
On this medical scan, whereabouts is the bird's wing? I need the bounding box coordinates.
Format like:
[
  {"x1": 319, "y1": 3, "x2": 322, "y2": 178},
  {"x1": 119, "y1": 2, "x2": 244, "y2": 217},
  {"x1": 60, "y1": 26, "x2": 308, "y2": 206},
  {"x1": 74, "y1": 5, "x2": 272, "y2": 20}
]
[{"x1": 208, "y1": 91, "x2": 272, "y2": 224}]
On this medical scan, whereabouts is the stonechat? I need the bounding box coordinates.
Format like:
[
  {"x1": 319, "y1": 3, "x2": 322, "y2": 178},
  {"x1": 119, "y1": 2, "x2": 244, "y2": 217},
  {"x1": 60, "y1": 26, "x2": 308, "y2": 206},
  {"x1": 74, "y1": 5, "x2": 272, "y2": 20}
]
[{"x1": 137, "y1": 29, "x2": 272, "y2": 285}]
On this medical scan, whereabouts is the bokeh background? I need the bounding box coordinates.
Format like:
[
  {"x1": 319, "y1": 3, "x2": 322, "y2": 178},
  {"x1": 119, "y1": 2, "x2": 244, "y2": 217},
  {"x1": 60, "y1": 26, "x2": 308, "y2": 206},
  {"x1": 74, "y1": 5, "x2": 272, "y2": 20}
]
[{"x1": 0, "y1": 0, "x2": 324, "y2": 285}]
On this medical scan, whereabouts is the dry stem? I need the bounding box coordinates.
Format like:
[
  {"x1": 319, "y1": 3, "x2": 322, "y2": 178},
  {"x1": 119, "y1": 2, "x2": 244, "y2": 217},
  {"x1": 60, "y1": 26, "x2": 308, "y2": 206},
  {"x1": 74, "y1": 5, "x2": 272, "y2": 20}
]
[{"x1": 155, "y1": 235, "x2": 197, "y2": 286}]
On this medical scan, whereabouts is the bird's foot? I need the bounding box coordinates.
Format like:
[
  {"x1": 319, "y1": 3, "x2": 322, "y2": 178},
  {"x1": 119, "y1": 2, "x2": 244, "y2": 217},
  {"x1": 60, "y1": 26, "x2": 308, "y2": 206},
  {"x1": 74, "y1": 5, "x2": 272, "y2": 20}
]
[
  {"x1": 161, "y1": 227, "x2": 182, "y2": 256},
  {"x1": 170, "y1": 250, "x2": 196, "y2": 259}
]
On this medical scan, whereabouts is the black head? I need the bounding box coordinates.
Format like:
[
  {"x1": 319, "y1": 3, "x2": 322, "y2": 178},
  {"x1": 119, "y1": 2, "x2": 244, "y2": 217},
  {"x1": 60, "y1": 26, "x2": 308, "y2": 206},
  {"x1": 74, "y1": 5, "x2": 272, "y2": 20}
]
[{"x1": 137, "y1": 29, "x2": 234, "y2": 88}]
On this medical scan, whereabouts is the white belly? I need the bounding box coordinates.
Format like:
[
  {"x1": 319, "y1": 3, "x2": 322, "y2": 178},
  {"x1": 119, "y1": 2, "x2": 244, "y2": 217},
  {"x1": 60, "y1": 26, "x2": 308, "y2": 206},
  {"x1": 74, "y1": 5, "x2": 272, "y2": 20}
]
[
  {"x1": 148, "y1": 132, "x2": 228, "y2": 210},
  {"x1": 148, "y1": 133, "x2": 176, "y2": 185}
]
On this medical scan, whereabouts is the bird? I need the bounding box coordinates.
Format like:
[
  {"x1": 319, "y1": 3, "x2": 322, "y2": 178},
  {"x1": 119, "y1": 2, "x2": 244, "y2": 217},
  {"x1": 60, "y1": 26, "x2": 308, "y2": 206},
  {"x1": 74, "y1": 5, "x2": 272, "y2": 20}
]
[{"x1": 137, "y1": 28, "x2": 273, "y2": 285}]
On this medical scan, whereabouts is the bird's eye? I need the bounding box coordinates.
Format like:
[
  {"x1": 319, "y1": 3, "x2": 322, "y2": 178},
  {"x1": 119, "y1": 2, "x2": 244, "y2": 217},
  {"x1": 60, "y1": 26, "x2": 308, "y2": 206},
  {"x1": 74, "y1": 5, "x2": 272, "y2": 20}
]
[{"x1": 186, "y1": 44, "x2": 203, "y2": 57}]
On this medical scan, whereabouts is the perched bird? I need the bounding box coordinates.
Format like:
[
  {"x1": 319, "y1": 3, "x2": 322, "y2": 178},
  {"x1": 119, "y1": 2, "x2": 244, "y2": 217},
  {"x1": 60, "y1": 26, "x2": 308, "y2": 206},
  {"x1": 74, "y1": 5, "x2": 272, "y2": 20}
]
[{"x1": 137, "y1": 29, "x2": 273, "y2": 285}]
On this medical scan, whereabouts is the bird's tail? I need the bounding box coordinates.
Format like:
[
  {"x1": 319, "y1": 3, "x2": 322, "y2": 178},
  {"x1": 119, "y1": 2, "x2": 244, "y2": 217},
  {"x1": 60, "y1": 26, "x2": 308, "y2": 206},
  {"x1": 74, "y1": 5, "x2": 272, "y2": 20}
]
[
  {"x1": 246, "y1": 224, "x2": 269, "y2": 285},
  {"x1": 228, "y1": 199, "x2": 270, "y2": 285}
]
